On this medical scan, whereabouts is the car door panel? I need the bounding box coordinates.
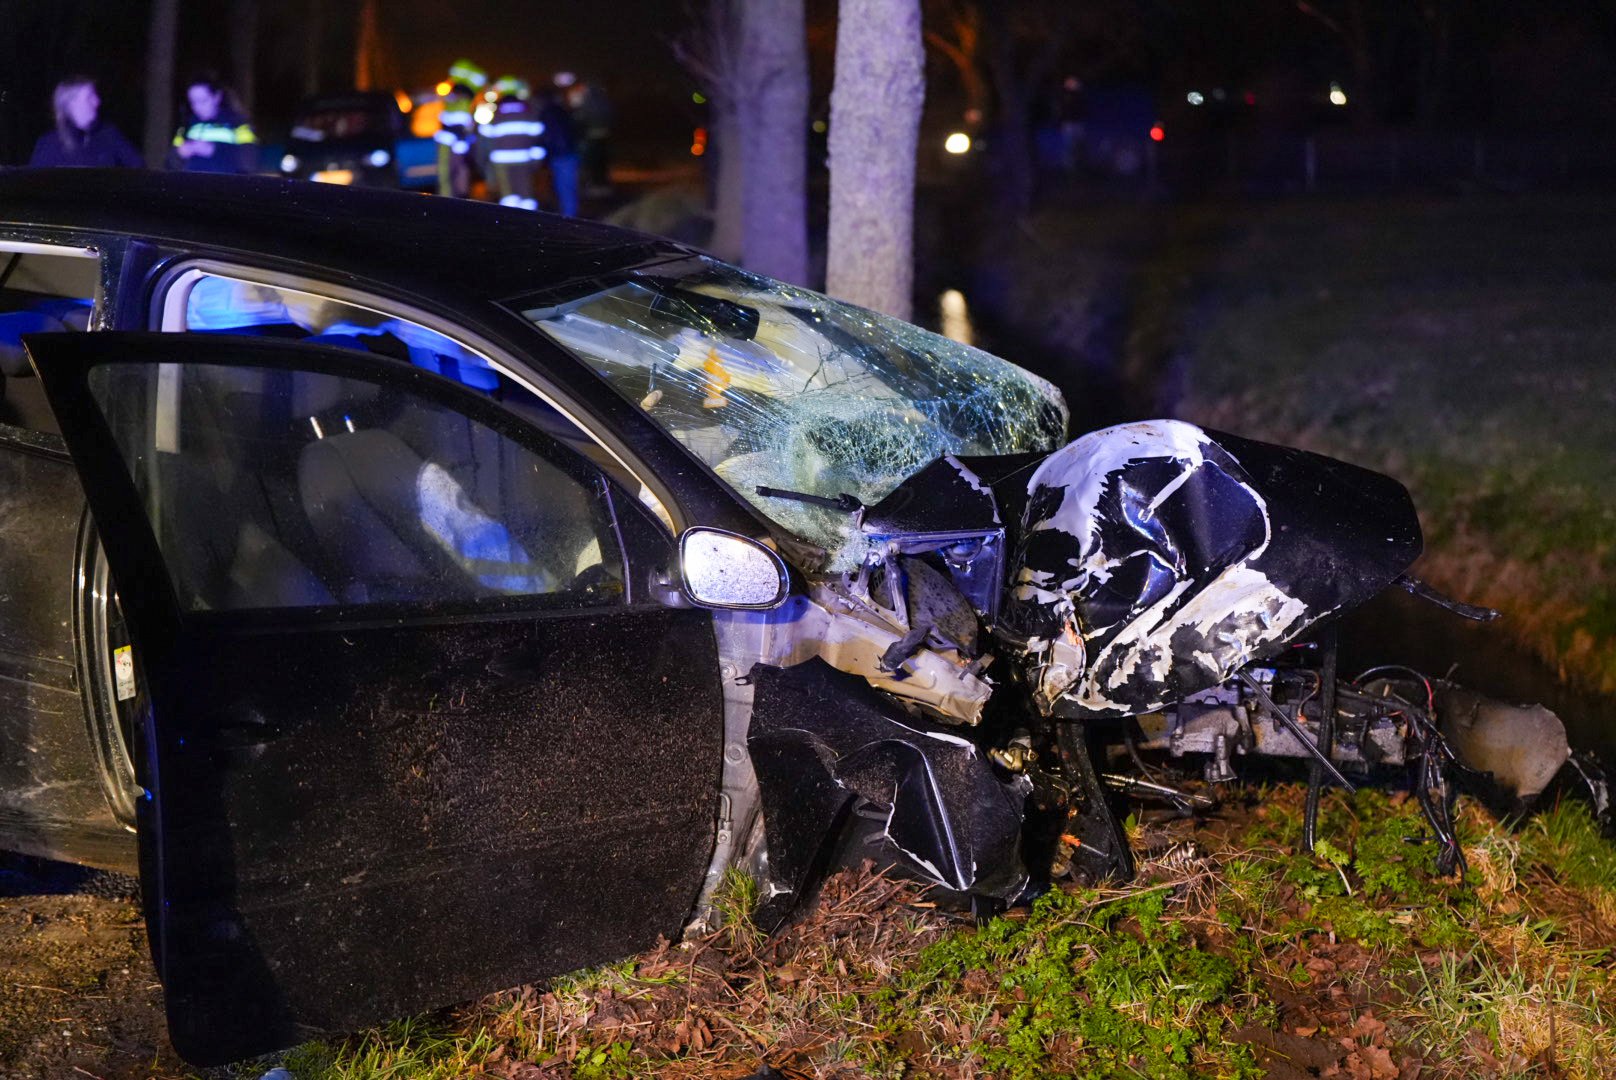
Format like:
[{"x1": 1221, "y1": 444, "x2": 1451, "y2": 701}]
[
  {"x1": 25, "y1": 332, "x2": 722, "y2": 1065},
  {"x1": 151, "y1": 607, "x2": 718, "y2": 1057}
]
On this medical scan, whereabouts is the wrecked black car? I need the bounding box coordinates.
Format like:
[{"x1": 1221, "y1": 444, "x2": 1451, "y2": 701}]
[{"x1": 0, "y1": 171, "x2": 1597, "y2": 1065}]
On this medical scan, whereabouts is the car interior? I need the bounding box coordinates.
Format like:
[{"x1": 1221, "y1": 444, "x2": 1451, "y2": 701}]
[
  {"x1": 91, "y1": 359, "x2": 622, "y2": 612},
  {"x1": 0, "y1": 253, "x2": 628, "y2": 613},
  {"x1": 0, "y1": 248, "x2": 98, "y2": 432}
]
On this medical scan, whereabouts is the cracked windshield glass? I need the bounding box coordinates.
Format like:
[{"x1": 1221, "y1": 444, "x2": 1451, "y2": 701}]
[{"x1": 523, "y1": 258, "x2": 1068, "y2": 564}]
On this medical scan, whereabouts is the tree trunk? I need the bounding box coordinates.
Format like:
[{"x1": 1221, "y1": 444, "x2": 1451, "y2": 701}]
[
  {"x1": 672, "y1": 0, "x2": 746, "y2": 263},
  {"x1": 826, "y1": 0, "x2": 925, "y2": 320},
  {"x1": 231, "y1": 0, "x2": 260, "y2": 112},
  {"x1": 738, "y1": 0, "x2": 810, "y2": 285},
  {"x1": 304, "y1": 0, "x2": 325, "y2": 97},
  {"x1": 986, "y1": 34, "x2": 1035, "y2": 217},
  {"x1": 708, "y1": 98, "x2": 746, "y2": 262},
  {"x1": 1416, "y1": 0, "x2": 1452, "y2": 125},
  {"x1": 1347, "y1": 0, "x2": 1377, "y2": 128},
  {"x1": 354, "y1": 0, "x2": 393, "y2": 91},
  {"x1": 143, "y1": 0, "x2": 180, "y2": 166}
]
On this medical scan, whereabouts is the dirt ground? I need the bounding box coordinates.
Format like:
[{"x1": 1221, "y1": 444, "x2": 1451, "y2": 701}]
[{"x1": 0, "y1": 855, "x2": 186, "y2": 1080}]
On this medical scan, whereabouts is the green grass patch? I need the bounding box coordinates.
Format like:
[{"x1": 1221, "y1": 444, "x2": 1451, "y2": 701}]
[
  {"x1": 1520, "y1": 799, "x2": 1616, "y2": 892},
  {"x1": 872, "y1": 885, "x2": 1264, "y2": 1079}
]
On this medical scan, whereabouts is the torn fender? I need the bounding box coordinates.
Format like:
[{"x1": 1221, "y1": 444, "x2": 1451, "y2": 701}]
[{"x1": 747, "y1": 659, "x2": 1027, "y2": 912}]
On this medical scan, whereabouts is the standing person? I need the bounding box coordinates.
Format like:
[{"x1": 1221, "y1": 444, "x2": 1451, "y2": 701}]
[
  {"x1": 434, "y1": 58, "x2": 486, "y2": 198},
  {"x1": 534, "y1": 88, "x2": 580, "y2": 217},
  {"x1": 167, "y1": 76, "x2": 258, "y2": 173},
  {"x1": 28, "y1": 76, "x2": 144, "y2": 168},
  {"x1": 562, "y1": 76, "x2": 613, "y2": 197},
  {"x1": 480, "y1": 76, "x2": 543, "y2": 209}
]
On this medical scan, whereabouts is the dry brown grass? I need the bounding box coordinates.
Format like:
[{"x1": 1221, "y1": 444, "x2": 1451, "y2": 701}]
[{"x1": 460, "y1": 865, "x2": 963, "y2": 1079}]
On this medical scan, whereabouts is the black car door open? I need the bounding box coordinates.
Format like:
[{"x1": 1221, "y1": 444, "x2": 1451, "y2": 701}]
[{"x1": 25, "y1": 332, "x2": 724, "y2": 1065}]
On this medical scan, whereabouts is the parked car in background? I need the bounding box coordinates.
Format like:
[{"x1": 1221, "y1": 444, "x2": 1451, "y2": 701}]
[{"x1": 276, "y1": 91, "x2": 436, "y2": 190}]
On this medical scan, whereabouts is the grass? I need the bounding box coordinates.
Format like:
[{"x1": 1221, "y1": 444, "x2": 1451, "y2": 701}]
[
  {"x1": 1166, "y1": 195, "x2": 1616, "y2": 693},
  {"x1": 252, "y1": 783, "x2": 1615, "y2": 1079}
]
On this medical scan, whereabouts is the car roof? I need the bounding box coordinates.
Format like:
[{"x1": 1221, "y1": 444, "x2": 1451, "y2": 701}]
[{"x1": 0, "y1": 169, "x2": 688, "y2": 304}]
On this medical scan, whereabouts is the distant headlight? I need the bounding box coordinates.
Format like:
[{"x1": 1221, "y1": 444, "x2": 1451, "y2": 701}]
[
  {"x1": 368, "y1": 148, "x2": 392, "y2": 168},
  {"x1": 280, "y1": 153, "x2": 300, "y2": 173},
  {"x1": 944, "y1": 132, "x2": 972, "y2": 155}
]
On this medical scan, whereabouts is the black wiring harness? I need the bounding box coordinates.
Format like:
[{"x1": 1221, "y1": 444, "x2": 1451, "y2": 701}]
[{"x1": 1352, "y1": 664, "x2": 1470, "y2": 877}]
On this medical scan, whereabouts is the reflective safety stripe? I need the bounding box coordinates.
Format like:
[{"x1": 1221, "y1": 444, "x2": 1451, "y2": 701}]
[
  {"x1": 452, "y1": 140, "x2": 470, "y2": 155},
  {"x1": 479, "y1": 120, "x2": 546, "y2": 138},
  {"x1": 489, "y1": 147, "x2": 532, "y2": 164},
  {"x1": 498, "y1": 193, "x2": 526, "y2": 206},
  {"x1": 529, "y1": 146, "x2": 548, "y2": 161},
  {"x1": 438, "y1": 110, "x2": 473, "y2": 126},
  {"x1": 178, "y1": 121, "x2": 258, "y2": 145},
  {"x1": 448, "y1": 62, "x2": 488, "y2": 88},
  {"x1": 433, "y1": 129, "x2": 458, "y2": 145}
]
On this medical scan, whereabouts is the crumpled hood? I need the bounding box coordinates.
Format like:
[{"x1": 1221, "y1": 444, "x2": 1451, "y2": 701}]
[{"x1": 1003, "y1": 420, "x2": 1422, "y2": 718}]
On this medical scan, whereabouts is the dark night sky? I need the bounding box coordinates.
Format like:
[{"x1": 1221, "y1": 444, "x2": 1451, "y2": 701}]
[{"x1": 382, "y1": 0, "x2": 690, "y2": 92}]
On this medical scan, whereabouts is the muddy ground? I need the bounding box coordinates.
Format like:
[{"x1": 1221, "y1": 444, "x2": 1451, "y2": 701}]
[{"x1": 0, "y1": 855, "x2": 185, "y2": 1080}]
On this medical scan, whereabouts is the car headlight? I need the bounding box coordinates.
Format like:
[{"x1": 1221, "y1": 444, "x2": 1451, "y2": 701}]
[
  {"x1": 368, "y1": 149, "x2": 391, "y2": 168},
  {"x1": 280, "y1": 153, "x2": 300, "y2": 173}
]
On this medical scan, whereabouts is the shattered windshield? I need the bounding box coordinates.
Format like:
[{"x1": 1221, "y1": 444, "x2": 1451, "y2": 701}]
[{"x1": 521, "y1": 258, "x2": 1067, "y2": 564}]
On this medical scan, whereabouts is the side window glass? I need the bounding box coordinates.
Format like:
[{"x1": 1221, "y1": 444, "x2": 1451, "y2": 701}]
[
  {"x1": 172, "y1": 271, "x2": 674, "y2": 529},
  {"x1": 86, "y1": 360, "x2": 625, "y2": 612},
  {"x1": 181, "y1": 274, "x2": 499, "y2": 391},
  {"x1": 0, "y1": 248, "x2": 99, "y2": 431}
]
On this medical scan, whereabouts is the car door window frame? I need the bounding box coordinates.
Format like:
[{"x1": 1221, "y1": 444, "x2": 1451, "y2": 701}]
[
  {"x1": 48, "y1": 334, "x2": 678, "y2": 627},
  {"x1": 150, "y1": 260, "x2": 681, "y2": 534}
]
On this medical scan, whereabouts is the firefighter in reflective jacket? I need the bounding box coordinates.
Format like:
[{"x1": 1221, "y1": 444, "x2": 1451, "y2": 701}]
[
  {"x1": 479, "y1": 76, "x2": 545, "y2": 210},
  {"x1": 435, "y1": 58, "x2": 486, "y2": 197}
]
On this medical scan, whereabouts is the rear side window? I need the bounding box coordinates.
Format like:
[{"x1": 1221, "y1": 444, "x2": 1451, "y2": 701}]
[
  {"x1": 164, "y1": 269, "x2": 677, "y2": 530},
  {"x1": 0, "y1": 246, "x2": 99, "y2": 432},
  {"x1": 177, "y1": 272, "x2": 499, "y2": 392},
  {"x1": 87, "y1": 360, "x2": 625, "y2": 613}
]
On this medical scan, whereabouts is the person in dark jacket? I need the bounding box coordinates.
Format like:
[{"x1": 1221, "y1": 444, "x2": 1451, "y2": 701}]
[
  {"x1": 27, "y1": 76, "x2": 144, "y2": 168},
  {"x1": 534, "y1": 88, "x2": 580, "y2": 217},
  {"x1": 167, "y1": 76, "x2": 258, "y2": 174}
]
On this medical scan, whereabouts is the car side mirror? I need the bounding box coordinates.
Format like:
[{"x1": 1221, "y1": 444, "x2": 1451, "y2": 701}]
[{"x1": 678, "y1": 527, "x2": 789, "y2": 610}]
